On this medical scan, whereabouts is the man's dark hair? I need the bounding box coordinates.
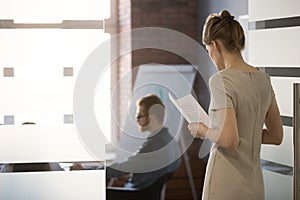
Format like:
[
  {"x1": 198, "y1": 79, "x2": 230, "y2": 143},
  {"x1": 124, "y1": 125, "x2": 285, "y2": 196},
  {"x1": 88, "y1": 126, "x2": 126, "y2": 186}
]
[{"x1": 136, "y1": 94, "x2": 165, "y2": 123}]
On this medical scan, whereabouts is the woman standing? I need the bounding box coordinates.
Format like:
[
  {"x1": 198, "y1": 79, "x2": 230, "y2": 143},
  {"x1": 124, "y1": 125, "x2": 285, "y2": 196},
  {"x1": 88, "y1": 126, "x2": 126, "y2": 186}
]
[{"x1": 188, "y1": 10, "x2": 283, "y2": 200}]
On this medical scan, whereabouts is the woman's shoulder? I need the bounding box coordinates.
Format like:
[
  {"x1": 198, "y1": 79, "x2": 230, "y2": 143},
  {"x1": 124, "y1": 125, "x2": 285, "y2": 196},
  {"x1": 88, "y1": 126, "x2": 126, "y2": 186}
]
[
  {"x1": 209, "y1": 67, "x2": 271, "y2": 90},
  {"x1": 211, "y1": 67, "x2": 270, "y2": 78},
  {"x1": 208, "y1": 71, "x2": 222, "y2": 86},
  {"x1": 208, "y1": 70, "x2": 232, "y2": 86}
]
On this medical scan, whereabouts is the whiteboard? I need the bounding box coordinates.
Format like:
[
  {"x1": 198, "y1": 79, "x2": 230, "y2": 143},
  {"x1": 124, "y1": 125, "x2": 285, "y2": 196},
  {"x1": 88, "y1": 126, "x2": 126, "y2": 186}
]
[{"x1": 113, "y1": 64, "x2": 197, "y2": 161}]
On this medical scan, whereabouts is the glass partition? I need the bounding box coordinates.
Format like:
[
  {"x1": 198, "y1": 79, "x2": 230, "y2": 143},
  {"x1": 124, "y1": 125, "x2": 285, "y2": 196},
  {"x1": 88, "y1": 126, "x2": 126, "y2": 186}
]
[
  {"x1": 0, "y1": 171, "x2": 105, "y2": 200},
  {"x1": 0, "y1": 0, "x2": 110, "y2": 198}
]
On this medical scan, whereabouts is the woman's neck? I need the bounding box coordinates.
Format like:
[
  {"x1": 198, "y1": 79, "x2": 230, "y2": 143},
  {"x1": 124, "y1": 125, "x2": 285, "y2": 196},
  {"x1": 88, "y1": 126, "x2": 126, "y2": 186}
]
[{"x1": 223, "y1": 51, "x2": 245, "y2": 69}]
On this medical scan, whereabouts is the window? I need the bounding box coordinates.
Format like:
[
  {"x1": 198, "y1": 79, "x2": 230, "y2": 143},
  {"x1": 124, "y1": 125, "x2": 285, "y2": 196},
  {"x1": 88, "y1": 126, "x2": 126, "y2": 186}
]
[{"x1": 0, "y1": 0, "x2": 112, "y2": 140}]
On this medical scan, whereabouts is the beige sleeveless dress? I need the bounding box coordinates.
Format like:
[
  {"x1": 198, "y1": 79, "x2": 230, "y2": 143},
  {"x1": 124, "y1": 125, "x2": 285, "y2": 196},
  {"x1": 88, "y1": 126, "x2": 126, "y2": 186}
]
[{"x1": 202, "y1": 68, "x2": 277, "y2": 200}]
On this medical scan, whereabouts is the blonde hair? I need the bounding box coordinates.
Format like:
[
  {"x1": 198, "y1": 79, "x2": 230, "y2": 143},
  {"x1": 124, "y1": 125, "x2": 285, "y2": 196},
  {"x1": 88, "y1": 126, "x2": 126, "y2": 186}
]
[{"x1": 202, "y1": 10, "x2": 245, "y2": 52}]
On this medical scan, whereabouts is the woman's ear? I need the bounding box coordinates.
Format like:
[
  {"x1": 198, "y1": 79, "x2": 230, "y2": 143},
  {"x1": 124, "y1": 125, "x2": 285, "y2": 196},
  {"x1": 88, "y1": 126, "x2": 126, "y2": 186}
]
[
  {"x1": 211, "y1": 40, "x2": 216, "y2": 47},
  {"x1": 211, "y1": 40, "x2": 221, "y2": 52},
  {"x1": 215, "y1": 40, "x2": 225, "y2": 53}
]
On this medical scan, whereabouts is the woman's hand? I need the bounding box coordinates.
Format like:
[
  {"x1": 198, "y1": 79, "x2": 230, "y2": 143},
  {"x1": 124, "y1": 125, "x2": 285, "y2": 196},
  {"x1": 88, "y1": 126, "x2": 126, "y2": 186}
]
[{"x1": 188, "y1": 122, "x2": 208, "y2": 138}]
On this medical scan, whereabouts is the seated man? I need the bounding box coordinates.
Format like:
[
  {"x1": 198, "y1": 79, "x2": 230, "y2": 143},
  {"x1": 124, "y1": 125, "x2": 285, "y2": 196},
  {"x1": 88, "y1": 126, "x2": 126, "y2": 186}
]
[{"x1": 106, "y1": 94, "x2": 182, "y2": 189}]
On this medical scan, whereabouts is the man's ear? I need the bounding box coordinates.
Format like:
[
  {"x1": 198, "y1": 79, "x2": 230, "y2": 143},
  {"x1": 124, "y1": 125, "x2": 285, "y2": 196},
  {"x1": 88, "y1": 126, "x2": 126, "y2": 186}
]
[{"x1": 148, "y1": 114, "x2": 154, "y2": 123}]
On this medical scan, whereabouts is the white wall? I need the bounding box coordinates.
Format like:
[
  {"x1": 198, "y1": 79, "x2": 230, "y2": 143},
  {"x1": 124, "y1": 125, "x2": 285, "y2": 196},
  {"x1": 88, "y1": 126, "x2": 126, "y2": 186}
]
[{"x1": 248, "y1": 0, "x2": 300, "y2": 199}]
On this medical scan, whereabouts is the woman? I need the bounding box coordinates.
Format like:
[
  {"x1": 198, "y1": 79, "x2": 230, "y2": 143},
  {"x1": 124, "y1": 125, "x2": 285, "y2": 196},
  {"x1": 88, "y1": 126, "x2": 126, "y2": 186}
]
[{"x1": 188, "y1": 10, "x2": 283, "y2": 200}]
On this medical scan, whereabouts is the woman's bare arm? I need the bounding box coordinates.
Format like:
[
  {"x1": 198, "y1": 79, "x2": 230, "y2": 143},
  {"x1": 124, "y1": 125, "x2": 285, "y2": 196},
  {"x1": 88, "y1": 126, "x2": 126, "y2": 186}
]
[
  {"x1": 262, "y1": 105, "x2": 283, "y2": 145},
  {"x1": 189, "y1": 108, "x2": 239, "y2": 150}
]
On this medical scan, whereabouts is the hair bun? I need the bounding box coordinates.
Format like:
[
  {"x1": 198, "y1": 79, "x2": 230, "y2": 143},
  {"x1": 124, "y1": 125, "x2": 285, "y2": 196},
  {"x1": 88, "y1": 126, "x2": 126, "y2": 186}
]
[
  {"x1": 203, "y1": 10, "x2": 245, "y2": 52},
  {"x1": 219, "y1": 10, "x2": 234, "y2": 20}
]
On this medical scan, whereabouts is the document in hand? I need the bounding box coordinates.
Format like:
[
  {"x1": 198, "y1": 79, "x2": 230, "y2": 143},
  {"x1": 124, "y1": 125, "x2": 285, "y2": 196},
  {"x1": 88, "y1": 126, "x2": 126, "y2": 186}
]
[
  {"x1": 169, "y1": 93, "x2": 210, "y2": 127},
  {"x1": 169, "y1": 93, "x2": 212, "y2": 158}
]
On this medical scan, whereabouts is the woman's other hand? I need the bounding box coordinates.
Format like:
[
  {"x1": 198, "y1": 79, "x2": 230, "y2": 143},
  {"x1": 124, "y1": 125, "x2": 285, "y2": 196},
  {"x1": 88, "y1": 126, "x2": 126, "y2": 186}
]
[{"x1": 188, "y1": 122, "x2": 208, "y2": 138}]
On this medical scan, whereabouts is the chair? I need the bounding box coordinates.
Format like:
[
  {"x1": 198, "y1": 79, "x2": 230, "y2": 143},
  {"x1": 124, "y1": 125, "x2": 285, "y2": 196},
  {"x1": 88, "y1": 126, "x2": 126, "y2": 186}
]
[{"x1": 106, "y1": 173, "x2": 173, "y2": 200}]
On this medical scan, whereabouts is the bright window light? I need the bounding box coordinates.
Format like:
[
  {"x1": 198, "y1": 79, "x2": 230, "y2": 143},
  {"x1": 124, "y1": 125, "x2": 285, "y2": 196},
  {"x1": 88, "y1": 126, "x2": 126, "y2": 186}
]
[
  {"x1": 0, "y1": 0, "x2": 110, "y2": 23},
  {"x1": 0, "y1": 29, "x2": 109, "y2": 68},
  {"x1": 0, "y1": 0, "x2": 112, "y2": 142}
]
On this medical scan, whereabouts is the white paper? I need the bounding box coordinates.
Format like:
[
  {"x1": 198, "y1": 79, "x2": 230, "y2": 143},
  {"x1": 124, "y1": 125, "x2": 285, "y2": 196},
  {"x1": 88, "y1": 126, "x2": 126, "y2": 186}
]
[{"x1": 169, "y1": 93, "x2": 210, "y2": 126}]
